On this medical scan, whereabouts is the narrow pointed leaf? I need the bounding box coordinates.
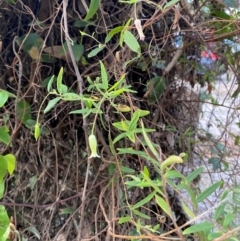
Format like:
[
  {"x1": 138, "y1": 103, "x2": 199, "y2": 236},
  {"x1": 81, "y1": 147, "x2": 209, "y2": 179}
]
[
  {"x1": 133, "y1": 191, "x2": 156, "y2": 209},
  {"x1": 155, "y1": 194, "x2": 171, "y2": 217},
  {"x1": 196, "y1": 181, "x2": 223, "y2": 203},
  {"x1": 84, "y1": 0, "x2": 101, "y2": 21},
  {"x1": 57, "y1": 67, "x2": 63, "y2": 94},
  {"x1": 44, "y1": 97, "x2": 61, "y2": 113},
  {"x1": 100, "y1": 61, "x2": 108, "y2": 90},
  {"x1": 183, "y1": 222, "x2": 214, "y2": 235}
]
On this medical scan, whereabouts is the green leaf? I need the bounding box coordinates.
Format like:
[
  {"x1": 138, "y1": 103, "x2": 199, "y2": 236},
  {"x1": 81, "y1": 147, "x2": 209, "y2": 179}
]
[
  {"x1": 16, "y1": 33, "x2": 44, "y2": 60},
  {"x1": 207, "y1": 231, "x2": 222, "y2": 240},
  {"x1": 105, "y1": 26, "x2": 124, "y2": 43},
  {"x1": 24, "y1": 119, "x2": 37, "y2": 129},
  {"x1": 183, "y1": 221, "x2": 214, "y2": 235},
  {"x1": 61, "y1": 93, "x2": 86, "y2": 101},
  {"x1": 108, "y1": 163, "x2": 116, "y2": 175},
  {"x1": 133, "y1": 191, "x2": 156, "y2": 209},
  {"x1": 141, "y1": 173, "x2": 164, "y2": 196},
  {"x1": 71, "y1": 44, "x2": 84, "y2": 62},
  {"x1": 113, "y1": 132, "x2": 128, "y2": 144},
  {"x1": 41, "y1": 54, "x2": 56, "y2": 63},
  {"x1": 61, "y1": 84, "x2": 68, "y2": 94},
  {"x1": 108, "y1": 74, "x2": 126, "y2": 91},
  {"x1": 0, "y1": 90, "x2": 9, "y2": 107},
  {"x1": 7, "y1": 0, "x2": 16, "y2": 3},
  {"x1": 4, "y1": 154, "x2": 16, "y2": 175},
  {"x1": 41, "y1": 76, "x2": 54, "y2": 87},
  {"x1": 84, "y1": 0, "x2": 101, "y2": 21},
  {"x1": 60, "y1": 207, "x2": 74, "y2": 215},
  {"x1": 88, "y1": 44, "x2": 105, "y2": 57},
  {"x1": 181, "y1": 201, "x2": 195, "y2": 219},
  {"x1": 0, "y1": 155, "x2": 8, "y2": 181},
  {"x1": 232, "y1": 87, "x2": 240, "y2": 98},
  {"x1": 132, "y1": 209, "x2": 150, "y2": 219},
  {"x1": 120, "y1": 166, "x2": 135, "y2": 174},
  {"x1": 129, "y1": 110, "x2": 140, "y2": 131},
  {"x1": 211, "y1": 10, "x2": 231, "y2": 20},
  {"x1": 74, "y1": 20, "x2": 94, "y2": 28},
  {"x1": 186, "y1": 167, "x2": 203, "y2": 183},
  {"x1": 0, "y1": 126, "x2": 10, "y2": 145},
  {"x1": 125, "y1": 179, "x2": 162, "y2": 189},
  {"x1": 34, "y1": 123, "x2": 40, "y2": 141},
  {"x1": 57, "y1": 67, "x2": 63, "y2": 94},
  {"x1": 112, "y1": 120, "x2": 129, "y2": 131},
  {"x1": 122, "y1": 19, "x2": 132, "y2": 41},
  {"x1": 223, "y1": 213, "x2": 233, "y2": 228},
  {"x1": 24, "y1": 226, "x2": 40, "y2": 240},
  {"x1": 61, "y1": 43, "x2": 84, "y2": 62},
  {"x1": 180, "y1": 183, "x2": 197, "y2": 209},
  {"x1": 147, "y1": 77, "x2": 166, "y2": 104},
  {"x1": 29, "y1": 175, "x2": 37, "y2": 190},
  {"x1": 47, "y1": 75, "x2": 55, "y2": 92},
  {"x1": 165, "y1": 170, "x2": 185, "y2": 180},
  {"x1": 107, "y1": 88, "x2": 136, "y2": 97},
  {"x1": 164, "y1": 0, "x2": 180, "y2": 9},
  {"x1": 155, "y1": 194, "x2": 171, "y2": 217},
  {"x1": 214, "y1": 203, "x2": 226, "y2": 221},
  {"x1": 196, "y1": 181, "x2": 223, "y2": 203},
  {"x1": 0, "y1": 205, "x2": 10, "y2": 237},
  {"x1": 0, "y1": 181, "x2": 5, "y2": 199},
  {"x1": 140, "y1": 120, "x2": 159, "y2": 159},
  {"x1": 126, "y1": 131, "x2": 135, "y2": 143},
  {"x1": 123, "y1": 30, "x2": 140, "y2": 55},
  {"x1": 118, "y1": 216, "x2": 132, "y2": 224},
  {"x1": 208, "y1": 157, "x2": 221, "y2": 170},
  {"x1": 137, "y1": 109, "x2": 150, "y2": 117},
  {"x1": 44, "y1": 97, "x2": 61, "y2": 114},
  {"x1": 119, "y1": 0, "x2": 138, "y2": 3},
  {"x1": 70, "y1": 108, "x2": 93, "y2": 115},
  {"x1": 142, "y1": 166, "x2": 149, "y2": 178},
  {"x1": 100, "y1": 61, "x2": 108, "y2": 90},
  {"x1": 17, "y1": 100, "x2": 31, "y2": 123}
]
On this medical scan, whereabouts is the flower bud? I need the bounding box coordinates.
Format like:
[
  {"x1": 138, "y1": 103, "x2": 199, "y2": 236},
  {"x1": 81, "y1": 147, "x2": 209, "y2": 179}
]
[
  {"x1": 134, "y1": 19, "x2": 145, "y2": 41},
  {"x1": 88, "y1": 134, "x2": 100, "y2": 158}
]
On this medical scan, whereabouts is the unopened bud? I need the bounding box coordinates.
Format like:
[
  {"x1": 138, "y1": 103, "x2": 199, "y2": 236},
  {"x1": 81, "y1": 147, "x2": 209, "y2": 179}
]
[
  {"x1": 88, "y1": 134, "x2": 100, "y2": 159},
  {"x1": 134, "y1": 19, "x2": 145, "y2": 41}
]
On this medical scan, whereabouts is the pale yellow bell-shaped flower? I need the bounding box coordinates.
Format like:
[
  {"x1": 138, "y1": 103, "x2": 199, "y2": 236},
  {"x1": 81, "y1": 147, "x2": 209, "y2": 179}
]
[{"x1": 88, "y1": 134, "x2": 100, "y2": 159}]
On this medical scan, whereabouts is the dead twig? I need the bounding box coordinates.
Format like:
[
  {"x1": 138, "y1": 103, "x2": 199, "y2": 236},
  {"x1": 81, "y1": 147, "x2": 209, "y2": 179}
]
[{"x1": 62, "y1": 0, "x2": 90, "y2": 239}]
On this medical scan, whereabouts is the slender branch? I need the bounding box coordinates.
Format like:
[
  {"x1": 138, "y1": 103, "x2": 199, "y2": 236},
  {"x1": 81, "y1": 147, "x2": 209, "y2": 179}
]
[
  {"x1": 62, "y1": 0, "x2": 90, "y2": 240},
  {"x1": 12, "y1": 36, "x2": 23, "y2": 141},
  {"x1": 163, "y1": 42, "x2": 183, "y2": 76},
  {"x1": 213, "y1": 226, "x2": 240, "y2": 241}
]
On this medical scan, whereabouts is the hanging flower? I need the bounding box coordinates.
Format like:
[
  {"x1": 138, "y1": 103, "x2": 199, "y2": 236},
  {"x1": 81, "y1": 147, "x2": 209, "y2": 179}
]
[
  {"x1": 88, "y1": 134, "x2": 100, "y2": 159},
  {"x1": 134, "y1": 19, "x2": 145, "y2": 41}
]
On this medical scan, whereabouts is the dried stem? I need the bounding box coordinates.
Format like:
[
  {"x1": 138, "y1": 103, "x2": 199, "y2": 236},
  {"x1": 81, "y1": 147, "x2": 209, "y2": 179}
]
[{"x1": 62, "y1": 0, "x2": 90, "y2": 239}]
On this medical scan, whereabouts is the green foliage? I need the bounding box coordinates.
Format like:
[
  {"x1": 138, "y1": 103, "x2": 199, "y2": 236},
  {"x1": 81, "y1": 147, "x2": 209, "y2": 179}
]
[
  {"x1": 164, "y1": 0, "x2": 180, "y2": 9},
  {"x1": 123, "y1": 30, "x2": 141, "y2": 55},
  {"x1": 16, "y1": 33, "x2": 43, "y2": 60},
  {"x1": 147, "y1": 76, "x2": 166, "y2": 104},
  {"x1": 61, "y1": 42, "x2": 84, "y2": 62},
  {"x1": 0, "y1": 90, "x2": 16, "y2": 241},
  {"x1": 84, "y1": 0, "x2": 102, "y2": 21},
  {"x1": 0, "y1": 127, "x2": 10, "y2": 146},
  {"x1": 6, "y1": 0, "x2": 15, "y2": 3},
  {"x1": 30, "y1": 2, "x2": 240, "y2": 238}
]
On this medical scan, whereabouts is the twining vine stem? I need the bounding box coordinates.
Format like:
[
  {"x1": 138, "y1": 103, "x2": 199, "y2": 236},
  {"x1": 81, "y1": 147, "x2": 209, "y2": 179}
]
[
  {"x1": 12, "y1": 36, "x2": 23, "y2": 140},
  {"x1": 62, "y1": 0, "x2": 91, "y2": 240}
]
